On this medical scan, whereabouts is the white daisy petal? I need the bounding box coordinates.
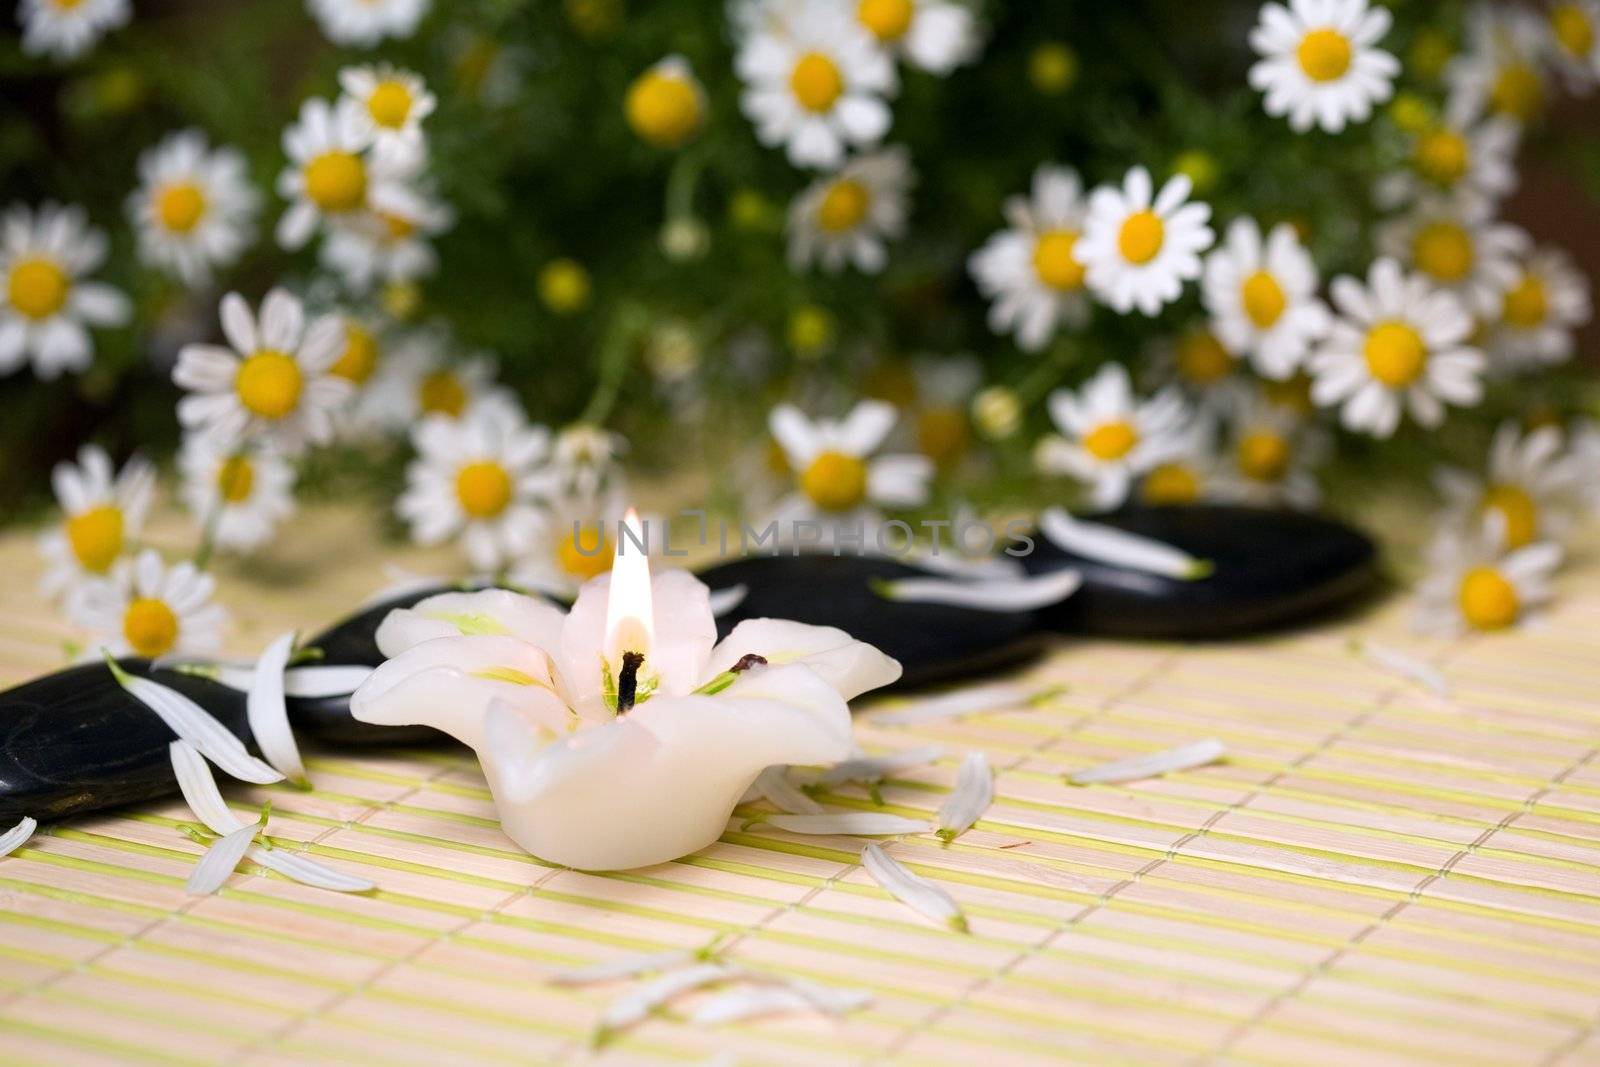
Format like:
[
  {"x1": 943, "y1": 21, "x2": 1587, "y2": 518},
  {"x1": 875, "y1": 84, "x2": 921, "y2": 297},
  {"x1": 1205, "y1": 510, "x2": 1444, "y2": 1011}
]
[
  {"x1": 109, "y1": 660, "x2": 284, "y2": 785},
  {"x1": 870, "y1": 569, "x2": 1082, "y2": 611},
  {"x1": 246, "y1": 632, "x2": 310, "y2": 788},
  {"x1": 861, "y1": 842, "x2": 968, "y2": 932},
  {"x1": 936, "y1": 751, "x2": 993, "y2": 840},
  {"x1": 0, "y1": 816, "x2": 38, "y2": 858},
  {"x1": 1040, "y1": 507, "x2": 1212, "y2": 580},
  {"x1": 1070, "y1": 739, "x2": 1226, "y2": 785},
  {"x1": 186, "y1": 822, "x2": 260, "y2": 895}
]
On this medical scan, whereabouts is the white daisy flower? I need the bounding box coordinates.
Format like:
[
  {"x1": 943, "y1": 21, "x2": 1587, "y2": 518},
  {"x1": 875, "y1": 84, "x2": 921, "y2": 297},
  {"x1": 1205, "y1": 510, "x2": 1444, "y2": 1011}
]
[
  {"x1": 1478, "y1": 245, "x2": 1591, "y2": 371},
  {"x1": 1413, "y1": 516, "x2": 1560, "y2": 635},
  {"x1": 908, "y1": 355, "x2": 980, "y2": 468},
  {"x1": 70, "y1": 548, "x2": 228, "y2": 660},
  {"x1": 1078, "y1": 167, "x2": 1213, "y2": 317},
  {"x1": 736, "y1": 0, "x2": 897, "y2": 169},
  {"x1": 509, "y1": 485, "x2": 627, "y2": 600},
  {"x1": 128, "y1": 130, "x2": 261, "y2": 287},
  {"x1": 318, "y1": 185, "x2": 452, "y2": 294},
  {"x1": 854, "y1": 0, "x2": 980, "y2": 75},
  {"x1": 306, "y1": 0, "x2": 429, "y2": 47},
  {"x1": 1375, "y1": 193, "x2": 1526, "y2": 310},
  {"x1": 1202, "y1": 217, "x2": 1330, "y2": 380},
  {"x1": 968, "y1": 164, "x2": 1092, "y2": 352},
  {"x1": 786, "y1": 146, "x2": 913, "y2": 274},
  {"x1": 37, "y1": 445, "x2": 154, "y2": 600},
  {"x1": 1136, "y1": 419, "x2": 1224, "y2": 506},
  {"x1": 766, "y1": 399, "x2": 933, "y2": 536},
  {"x1": 1247, "y1": 0, "x2": 1399, "y2": 134},
  {"x1": 1375, "y1": 117, "x2": 1520, "y2": 210},
  {"x1": 338, "y1": 64, "x2": 436, "y2": 150},
  {"x1": 178, "y1": 433, "x2": 296, "y2": 555},
  {"x1": 397, "y1": 405, "x2": 555, "y2": 572},
  {"x1": 1547, "y1": 1, "x2": 1600, "y2": 94},
  {"x1": 172, "y1": 288, "x2": 355, "y2": 454},
  {"x1": 0, "y1": 202, "x2": 130, "y2": 379},
  {"x1": 1152, "y1": 325, "x2": 1240, "y2": 391},
  {"x1": 1308, "y1": 258, "x2": 1485, "y2": 438},
  {"x1": 1434, "y1": 422, "x2": 1585, "y2": 552},
  {"x1": 1037, "y1": 364, "x2": 1192, "y2": 509},
  {"x1": 18, "y1": 0, "x2": 129, "y2": 61},
  {"x1": 1445, "y1": 5, "x2": 1548, "y2": 127},
  {"x1": 276, "y1": 100, "x2": 419, "y2": 253},
  {"x1": 553, "y1": 422, "x2": 629, "y2": 498},
  {"x1": 1214, "y1": 392, "x2": 1324, "y2": 509},
  {"x1": 358, "y1": 331, "x2": 516, "y2": 431}
]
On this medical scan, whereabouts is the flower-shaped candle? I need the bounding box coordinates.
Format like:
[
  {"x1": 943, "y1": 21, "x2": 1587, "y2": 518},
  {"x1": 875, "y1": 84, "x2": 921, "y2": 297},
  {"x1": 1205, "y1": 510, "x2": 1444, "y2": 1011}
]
[{"x1": 351, "y1": 512, "x2": 901, "y2": 870}]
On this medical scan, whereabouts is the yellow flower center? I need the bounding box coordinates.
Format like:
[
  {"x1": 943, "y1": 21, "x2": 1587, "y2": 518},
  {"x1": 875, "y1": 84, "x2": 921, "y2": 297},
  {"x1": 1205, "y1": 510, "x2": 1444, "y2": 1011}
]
[
  {"x1": 817, "y1": 178, "x2": 870, "y2": 233},
  {"x1": 455, "y1": 461, "x2": 513, "y2": 519},
  {"x1": 917, "y1": 406, "x2": 968, "y2": 467},
  {"x1": 1175, "y1": 329, "x2": 1232, "y2": 384},
  {"x1": 1032, "y1": 229, "x2": 1086, "y2": 291},
  {"x1": 1296, "y1": 27, "x2": 1352, "y2": 82},
  {"x1": 329, "y1": 323, "x2": 379, "y2": 383},
  {"x1": 1116, "y1": 210, "x2": 1164, "y2": 265},
  {"x1": 625, "y1": 70, "x2": 702, "y2": 148},
  {"x1": 790, "y1": 52, "x2": 844, "y2": 113},
  {"x1": 1241, "y1": 270, "x2": 1287, "y2": 328},
  {"x1": 234, "y1": 351, "x2": 303, "y2": 419},
  {"x1": 1028, "y1": 41, "x2": 1078, "y2": 94},
  {"x1": 418, "y1": 370, "x2": 467, "y2": 417},
  {"x1": 1458, "y1": 565, "x2": 1520, "y2": 630},
  {"x1": 1481, "y1": 483, "x2": 1538, "y2": 549},
  {"x1": 53, "y1": 0, "x2": 85, "y2": 7},
  {"x1": 1237, "y1": 430, "x2": 1291, "y2": 482},
  {"x1": 1502, "y1": 273, "x2": 1547, "y2": 327},
  {"x1": 123, "y1": 597, "x2": 179, "y2": 658},
  {"x1": 558, "y1": 525, "x2": 615, "y2": 580},
  {"x1": 1412, "y1": 221, "x2": 1474, "y2": 283},
  {"x1": 1141, "y1": 462, "x2": 1200, "y2": 504},
  {"x1": 7, "y1": 257, "x2": 70, "y2": 320},
  {"x1": 1490, "y1": 63, "x2": 1542, "y2": 122},
  {"x1": 1264, "y1": 372, "x2": 1314, "y2": 414},
  {"x1": 303, "y1": 151, "x2": 367, "y2": 213},
  {"x1": 66, "y1": 505, "x2": 123, "y2": 573},
  {"x1": 857, "y1": 0, "x2": 913, "y2": 41},
  {"x1": 367, "y1": 80, "x2": 414, "y2": 129},
  {"x1": 155, "y1": 182, "x2": 207, "y2": 234},
  {"x1": 1083, "y1": 419, "x2": 1138, "y2": 461},
  {"x1": 538, "y1": 259, "x2": 591, "y2": 314},
  {"x1": 1363, "y1": 321, "x2": 1427, "y2": 387},
  {"x1": 1552, "y1": 3, "x2": 1596, "y2": 57},
  {"x1": 216, "y1": 454, "x2": 255, "y2": 503},
  {"x1": 800, "y1": 450, "x2": 868, "y2": 511},
  {"x1": 1413, "y1": 128, "x2": 1469, "y2": 186}
]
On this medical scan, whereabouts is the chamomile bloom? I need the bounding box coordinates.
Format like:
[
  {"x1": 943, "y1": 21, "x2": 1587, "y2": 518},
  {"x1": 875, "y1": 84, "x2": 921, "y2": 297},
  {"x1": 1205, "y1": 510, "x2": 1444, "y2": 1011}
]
[
  {"x1": 786, "y1": 146, "x2": 913, "y2": 274},
  {"x1": 908, "y1": 356, "x2": 980, "y2": 468},
  {"x1": 1375, "y1": 117, "x2": 1520, "y2": 210},
  {"x1": 1478, "y1": 245, "x2": 1591, "y2": 371},
  {"x1": 736, "y1": 0, "x2": 897, "y2": 169},
  {"x1": 1375, "y1": 194, "x2": 1526, "y2": 311},
  {"x1": 70, "y1": 549, "x2": 227, "y2": 660},
  {"x1": 0, "y1": 202, "x2": 130, "y2": 379},
  {"x1": 306, "y1": 0, "x2": 429, "y2": 47},
  {"x1": 1215, "y1": 393, "x2": 1324, "y2": 509},
  {"x1": 767, "y1": 400, "x2": 933, "y2": 532},
  {"x1": 1154, "y1": 326, "x2": 1240, "y2": 391},
  {"x1": 1547, "y1": 1, "x2": 1600, "y2": 94},
  {"x1": 18, "y1": 0, "x2": 129, "y2": 61},
  {"x1": 397, "y1": 406, "x2": 555, "y2": 572},
  {"x1": 968, "y1": 165, "x2": 1092, "y2": 352},
  {"x1": 1137, "y1": 420, "x2": 1224, "y2": 506},
  {"x1": 338, "y1": 65, "x2": 436, "y2": 150},
  {"x1": 552, "y1": 423, "x2": 629, "y2": 497},
  {"x1": 360, "y1": 334, "x2": 515, "y2": 430},
  {"x1": 37, "y1": 445, "x2": 154, "y2": 600},
  {"x1": 625, "y1": 56, "x2": 707, "y2": 149},
  {"x1": 178, "y1": 433, "x2": 296, "y2": 554},
  {"x1": 1445, "y1": 6, "x2": 1548, "y2": 127},
  {"x1": 173, "y1": 289, "x2": 355, "y2": 454},
  {"x1": 1308, "y1": 258, "x2": 1485, "y2": 438},
  {"x1": 1413, "y1": 516, "x2": 1560, "y2": 635},
  {"x1": 508, "y1": 486, "x2": 626, "y2": 600},
  {"x1": 1247, "y1": 0, "x2": 1399, "y2": 134},
  {"x1": 854, "y1": 0, "x2": 980, "y2": 75},
  {"x1": 128, "y1": 130, "x2": 261, "y2": 287},
  {"x1": 276, "y1": 99, "x2": 417, "y2": 252},
  {"x1": 1078, "y1": 167, "x2": 1214, "y2": 317},
  {"x1": 1202, "y1": 217, "x2": 1330, "y2": 380},
  {"x1": 319, "y1": 185, "x2": 452, "y2": 294},
  {"x1": 1433, "y1": 422, "x2": 1584, "y2": 552},
  {"x1": 1037, "y1": 364, "x2": 1191, "y2": 509}
]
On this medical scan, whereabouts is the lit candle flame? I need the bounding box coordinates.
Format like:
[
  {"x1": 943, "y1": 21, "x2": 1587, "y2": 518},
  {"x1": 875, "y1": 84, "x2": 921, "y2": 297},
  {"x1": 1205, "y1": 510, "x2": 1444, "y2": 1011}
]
[{"x1": 604, "y1": 508, "x2": 654, "y2": 664}]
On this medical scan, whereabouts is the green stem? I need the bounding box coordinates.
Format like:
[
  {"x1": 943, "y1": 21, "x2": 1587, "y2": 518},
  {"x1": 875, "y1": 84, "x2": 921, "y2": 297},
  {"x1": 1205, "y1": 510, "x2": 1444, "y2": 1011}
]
[{"x1": 578, "y1": 305, "x2": 648, "y2": 426}]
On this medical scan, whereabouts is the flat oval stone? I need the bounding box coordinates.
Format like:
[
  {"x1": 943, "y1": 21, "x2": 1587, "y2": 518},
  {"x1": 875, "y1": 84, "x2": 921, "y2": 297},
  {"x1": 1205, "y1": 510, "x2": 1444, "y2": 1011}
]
[
  {"x1": 698, "y1": 554, "x2": 1046, "y2": 689},
  {"x1": 1020, "y1": 504, "x2": 1379, "y2": 638},
  {"x1": 0, "y1": 659, "x2": 254, "y2": 822}
]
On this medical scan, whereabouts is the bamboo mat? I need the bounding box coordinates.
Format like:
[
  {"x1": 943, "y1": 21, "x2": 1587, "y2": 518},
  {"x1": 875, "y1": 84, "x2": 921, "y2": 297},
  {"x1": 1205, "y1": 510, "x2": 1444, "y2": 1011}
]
[{"x1": 2, "y1": 507, "x2": 1600, "y2": 1067}]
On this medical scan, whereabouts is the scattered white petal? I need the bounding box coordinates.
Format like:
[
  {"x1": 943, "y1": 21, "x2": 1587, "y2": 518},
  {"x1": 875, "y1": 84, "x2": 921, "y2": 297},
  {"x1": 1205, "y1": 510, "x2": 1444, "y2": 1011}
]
[
  {"x1": 816, "y1": 745, "x2": 944, "y2": 787},
  {"x1": 752, "y1": 766, "x2": 823, "y2": 815},
  {"x1": 0, "y1": 816, "x2": 38, "y2": 858},
  {"x1": 707, "y1": 584, "x2": 748, "y2": 617},
  {"x1": 247, "y1": 632, "x2": 309, "y2": 787},
  {"x1": 1354, "y1": 640, "x2": 1449, "y2": 697},
  {"x1": 170, "y1": 740, "x2": 246, "y2": 835},
  {"x1": 871, "y1": 683, "x2": 1033, "y2": 726},
  {"x1": 936, "y1": 752, "x2": 993, "y2": 841},
  {"x1": 109, "y1": 658, "x2": 283, "y2": 785},
  {"x1": 780, "y1": 976, "x2": 873, "y2": 1016},
  {"x1": 598, "y1": 963, "x2": 736, "y2": 1037},
  {"x1": 248, "y1": 846, "x2": 375, "y2": 892},
  {"x1": 690, "y1": 984, "x2": 868, "y2": 1027},
  {"x1": 549, "y1": 949, "x2": 694, "y2": 985},
  {"x1": 1069, "y1": 739, "x2": 1226, "y2": 785},
  {"x1": 758, "y1": 812, "x2": 930, "y2": 836},
  {"x1": 861, "y1": 842, "x2": 967, "y2": 932},
  {"x1": 1040, "y1": 507, "x2": 1212, "y2": 580},
  {"x1": 186, "y1": 822, "x2": 260, "y2": 895},
  {"x1": 284, "y1": 665, "x2": 374, "y2": 697},
  {"x1": 871, "y1": 569, "x2": 1082, "y2": 611}
]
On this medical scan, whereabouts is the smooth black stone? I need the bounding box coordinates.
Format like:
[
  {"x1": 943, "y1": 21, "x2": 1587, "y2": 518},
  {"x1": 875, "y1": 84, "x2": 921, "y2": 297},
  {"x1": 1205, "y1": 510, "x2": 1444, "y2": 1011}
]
[
  {"x1": 0, "y1": 659, "x2": 256, "y2": 822},
  {"x1": 1019, "y1": 505, "x2": 1379, "y2": 638},
  {"x1": 698, "y1": 554, "x2": 1046, "y2": 690}
]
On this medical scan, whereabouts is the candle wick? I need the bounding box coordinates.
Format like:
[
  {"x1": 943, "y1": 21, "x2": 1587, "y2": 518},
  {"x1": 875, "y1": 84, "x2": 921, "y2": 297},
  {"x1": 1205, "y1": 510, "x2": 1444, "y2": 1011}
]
[
  {"x1": 730, "y1": 653, "x2": 768, "y2": 673},
  {"x1": 616, "y1": 651, "x2": 645, "y2": 713}
]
